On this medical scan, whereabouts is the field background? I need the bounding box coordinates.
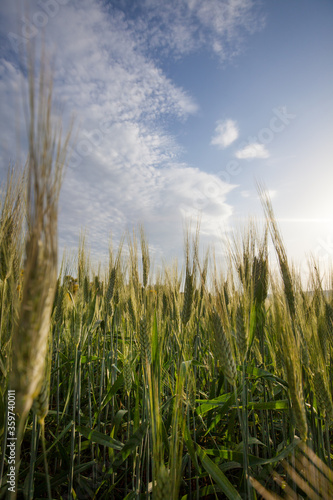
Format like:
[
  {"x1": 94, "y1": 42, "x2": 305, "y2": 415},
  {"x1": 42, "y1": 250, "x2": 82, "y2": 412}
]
[{"x1": 1, "y1": 159, "x2": 333, "y2": 498}]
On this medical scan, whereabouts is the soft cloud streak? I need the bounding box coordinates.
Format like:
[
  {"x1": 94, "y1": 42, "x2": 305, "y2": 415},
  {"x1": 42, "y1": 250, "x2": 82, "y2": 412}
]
[
  {"x1": 0, "y1": 0, "x2": 264, "y2": 263},
  {"x1": 211, "y1": 119, "x2": 239, "y2": 149},
  {"x1": 235, "y1": 142, "x2": 270, "y2": 159},
  {"x1": 124, "y1": 0, "x2": 264, "y2": 60}
]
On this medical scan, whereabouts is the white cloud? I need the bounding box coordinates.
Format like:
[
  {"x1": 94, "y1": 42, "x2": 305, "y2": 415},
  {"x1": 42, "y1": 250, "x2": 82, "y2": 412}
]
[
  {"x1": 0, "y1": 0, "x2": 263, "y2": 264},
  {"x1": 0, "y1": 0, "x2": 266, "y2": 266},
  {"x1": 211, "y1": 119, "x2": 239, "y2": 149},
  {"x1": 130, "y1": 0, "x2": 265, "y2": 60},
  {"x1": 59, "y1": 161, "x2": 235, "y2": 262},
  {"x1": 235, "y1": 143, "x2": 270, "y2": 159}
]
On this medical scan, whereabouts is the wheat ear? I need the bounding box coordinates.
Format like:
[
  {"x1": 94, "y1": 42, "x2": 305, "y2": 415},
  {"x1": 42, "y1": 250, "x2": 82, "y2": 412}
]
[
  {"x1": 210, "y1": 308, "x2": 237, "y2": 385},
  {"x1": 9, "y1": 47, "x2": 71, "y2": 499}
]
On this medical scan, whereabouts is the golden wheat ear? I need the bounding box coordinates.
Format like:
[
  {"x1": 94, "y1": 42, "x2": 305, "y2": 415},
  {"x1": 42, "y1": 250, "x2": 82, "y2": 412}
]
[
  {"x1": 210, "y1": 308, "x2": 237, "y2": 385},
  {"x1": 8, "y1": 44, "x2": 72, "y2": 498},
  {"x1": 11, "y1": 47, "x2": 71, "y2": 420}
]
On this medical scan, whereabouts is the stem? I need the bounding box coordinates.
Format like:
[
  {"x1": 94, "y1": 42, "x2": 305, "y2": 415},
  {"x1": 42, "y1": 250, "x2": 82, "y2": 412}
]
[
  {"x1": 40, "y1": 421, "x2": 52, "y2": 500},
  {"x1": 68, "y1": 344, "x2": 79, "y2": 498},
  {"x1": 27, "y1": 414, "x2": 38, "y2": 500},
  {"x1": 242, "y1": 360, "x2": 251, "y2": 499}
]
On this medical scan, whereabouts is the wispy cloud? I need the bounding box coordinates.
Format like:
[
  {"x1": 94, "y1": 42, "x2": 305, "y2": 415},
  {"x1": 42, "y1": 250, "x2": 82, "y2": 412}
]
[
  {"x1": 235, "y1": 142, "x2": 270, "y2": 159},
  {"x1": 59, "y1": 161, "x2": 235, "y2": 261},
  {"x1": 123, "y1": 0, "x2": 264, "y2": 60},
  {"x1": 0, "y1": 0, "x2": 264, "y2": 262},
  {"x1": 211, "y1": 119, "x2": 239, "y2": 149}
]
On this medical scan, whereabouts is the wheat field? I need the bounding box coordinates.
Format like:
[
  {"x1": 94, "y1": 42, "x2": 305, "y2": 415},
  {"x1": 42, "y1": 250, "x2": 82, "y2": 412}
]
[{"x1": 0, "y1": 54, "x2": 332, "y2": 500}]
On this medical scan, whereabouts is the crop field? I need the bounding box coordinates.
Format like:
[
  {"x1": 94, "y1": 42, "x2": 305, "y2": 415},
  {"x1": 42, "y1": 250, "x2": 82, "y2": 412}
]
[{"x1": 0, "y1": 58, "x2": 333, "y2": 500}]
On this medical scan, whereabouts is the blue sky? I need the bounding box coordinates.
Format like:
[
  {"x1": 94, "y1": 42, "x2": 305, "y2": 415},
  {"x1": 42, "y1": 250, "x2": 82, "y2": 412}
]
[{"x1": 1, "y1": 0, "x2": 333, "y2": 278}]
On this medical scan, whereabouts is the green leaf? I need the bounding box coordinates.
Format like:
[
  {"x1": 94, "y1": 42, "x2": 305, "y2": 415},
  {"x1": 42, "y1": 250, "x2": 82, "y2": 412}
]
[
  {"x1": 111, "y1": 421, "x2": 149, "y2": 470},
  {"x1": 80, "y1": 355, "x2": 100, "y2": 364},
  {"x1": 235, "y1": 437, "x2": 266, "y2": 452},
  {"x1": 181, "y1": 485, "x2": 221, "y2": 499},
  {"x1": 205, "y1": 447, "x2": 258, "y2": 466},
  {"x1": 205, "y1": 438, "x2": 300, "y2": 467},
  {"x1": 220, "y1": 462, "x2": 243, "y2": 472},
  {"x1": 111, "y1": 409, "x2": 128, "y2": 438},
  {"x1": 196, "y1": 391, "x2": 234, "y2": 416},
  {"x1": 35, "y1": 420, "x2": 73, "y2": 467},
  {"x1": 123, "y1": 492, "x2": 137, "y2": 500},
  {"x1": 196, "y1": 444, "x2": 242, "y2": 500},
  {"x1": 184, "y1": 424, "x2": 201, "y2": 474},
  {"x1": 197, "y1": 387, "x2": 241, "y2": 418},
  {"x1": 94, "y1": 374, "x2": 124, "y2": 424},
  {"x1": 77, "y1": 425, "x2": 124, "y2": 450},
  {"x1": 34, "y1": 461, "x2": 96, "y2": 494},
  {"x1": 246, "y1": 399, "x2": 289, "y2": 411},
  {"x1": 245, "y1": 365, "x2": 288, "y2": 388}
]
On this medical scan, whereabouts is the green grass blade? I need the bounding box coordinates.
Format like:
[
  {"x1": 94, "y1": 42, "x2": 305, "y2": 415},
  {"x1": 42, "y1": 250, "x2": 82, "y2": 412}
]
[
  {"x1": 111, "y1": 421, "x2": 149, "y2": 470},
  {"x1": 196, "y1": 444, "x2": 242, "y2": 500},
  {"x1": 77, "y1": 425, "x2": 124, "y2": 450}
]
